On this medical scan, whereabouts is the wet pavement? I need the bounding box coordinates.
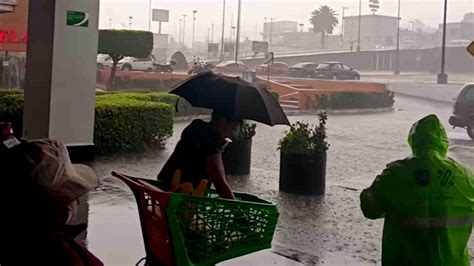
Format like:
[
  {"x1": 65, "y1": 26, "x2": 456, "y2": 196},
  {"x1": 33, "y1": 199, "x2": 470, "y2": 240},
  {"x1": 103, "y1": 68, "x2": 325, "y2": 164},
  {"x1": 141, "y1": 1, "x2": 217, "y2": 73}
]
[{"x1": 82, "y1": 95, "x2": 473, "y2": 265}]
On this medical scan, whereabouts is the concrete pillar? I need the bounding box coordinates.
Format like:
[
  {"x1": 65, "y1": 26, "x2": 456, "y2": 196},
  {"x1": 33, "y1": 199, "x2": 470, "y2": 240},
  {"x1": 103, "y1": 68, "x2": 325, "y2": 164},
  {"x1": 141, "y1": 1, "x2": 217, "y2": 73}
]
[{"x1": 23, "y1": 0, "x2": 99, "y2": 162}]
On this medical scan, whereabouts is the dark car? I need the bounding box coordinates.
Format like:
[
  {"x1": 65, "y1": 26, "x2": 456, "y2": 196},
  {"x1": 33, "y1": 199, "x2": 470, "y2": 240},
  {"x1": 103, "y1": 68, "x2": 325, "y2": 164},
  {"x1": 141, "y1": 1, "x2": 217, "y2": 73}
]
[
  {"x1": 449, "y1": 83, "x2": 474, "y2": 140},
  {"x1": 289, "y1": 62, "x2": 319, "y2": 78},
  {"x1": 313, "y1": 62, "x2": 360, "y2": 80}
]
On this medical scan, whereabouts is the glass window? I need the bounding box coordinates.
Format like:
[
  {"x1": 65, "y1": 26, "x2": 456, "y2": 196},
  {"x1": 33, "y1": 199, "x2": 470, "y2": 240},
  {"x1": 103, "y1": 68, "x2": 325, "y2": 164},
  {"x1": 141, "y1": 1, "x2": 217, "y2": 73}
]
[
  {"x1": 343, "y1": 65, "x2": 352, "y2": 70},
  {"x1": 316, "y1": 63, "x2": 330, "y2": 69},
  {"x1": 330, "y1": 64, "x2": 342, "y2": 69},
  {"x1": 463, "y1": 86, "x2": 474, "y2": 102}
]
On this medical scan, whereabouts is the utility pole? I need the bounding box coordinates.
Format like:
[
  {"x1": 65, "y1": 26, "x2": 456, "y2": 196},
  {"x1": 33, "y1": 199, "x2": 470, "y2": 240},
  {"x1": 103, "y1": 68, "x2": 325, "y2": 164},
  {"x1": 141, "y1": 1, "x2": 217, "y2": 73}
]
[
  {"x1": 192, "y1": 10, "x2": 198, "y2": 50},
  {"x1": 230, "y1": 13, "x2": 234, "y2": 42},
  {"x1": 269, "y1": 18, "x2": 274, "y2": 45},
  {"x1": 357, "y1": 0, "x2": 362, "y2": 51},
  {"x1": 437, "y1": 0, "x2": 448, "y2": 84},
  {"x1": 148, "y1": 0, "x2": 152, "y2": 31},
  {"x1": 109, "y1": 18, "x2": 112, "y2": 29},
  {"x1": 220, "y1": 0, "x2": 226, "y2": 61},
  {"x1": 182, "y1": 14, "x2": 187, "y2": 48},
  {"x1": 264, "y1": 17, "x2": 268, "y2": 41},
  {"x1": 129, "y1": 16, "x2": 133, "y2": 30},
  {"x1": 394, "y1": 0, "x2": 401, "y2": 74},
  {"x1": 235, "y1": 0, "x2": 242, "y2": 63},
  {"x1": 341, "y1": 7, "x2": 348, "y2": 46},
  {"x1": 211, "y1": 23, "x2": 215, "y2": 42},
  {"x1": 178, "y1": 19, "x2": 183, "y2": 49}
]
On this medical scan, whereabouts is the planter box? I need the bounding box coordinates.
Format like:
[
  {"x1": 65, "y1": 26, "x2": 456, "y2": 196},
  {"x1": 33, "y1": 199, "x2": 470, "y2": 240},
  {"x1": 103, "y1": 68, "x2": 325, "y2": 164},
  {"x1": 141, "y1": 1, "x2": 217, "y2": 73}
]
[
  {"x1": 279, "y1": 152, "x2": 326, "y2": 195},
  {"x1": 222, "y1": 138, "x2": 252, "y2": 176}
]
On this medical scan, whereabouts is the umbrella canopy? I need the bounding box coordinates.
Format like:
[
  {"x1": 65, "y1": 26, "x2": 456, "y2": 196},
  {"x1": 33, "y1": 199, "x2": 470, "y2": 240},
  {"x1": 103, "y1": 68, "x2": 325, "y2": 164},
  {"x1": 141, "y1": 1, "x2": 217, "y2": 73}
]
[{"x1": 170, "y1": 72, "x2": 290, "y2": 126}]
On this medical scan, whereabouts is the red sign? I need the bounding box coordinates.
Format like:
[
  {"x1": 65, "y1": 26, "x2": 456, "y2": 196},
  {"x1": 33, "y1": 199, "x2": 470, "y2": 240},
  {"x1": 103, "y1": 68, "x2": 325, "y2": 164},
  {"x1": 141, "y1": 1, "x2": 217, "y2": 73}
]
[
  {"x1": 0, "y1": 0, "x2": 28, "y2": 52},
  {"x1": 0, "y1": 28, "x2": 27, "y2": 44}
]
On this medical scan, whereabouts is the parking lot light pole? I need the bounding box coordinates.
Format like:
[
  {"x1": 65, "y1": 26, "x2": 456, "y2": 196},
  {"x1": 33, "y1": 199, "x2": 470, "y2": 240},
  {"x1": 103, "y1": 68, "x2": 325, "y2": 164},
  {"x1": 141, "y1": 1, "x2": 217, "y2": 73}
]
[
  {"x1": 192, "y1": 10, "x2": 197, "y2": 50},
  {"x1": 394, "y1": 0, "x2": 401, "y2": 75},
  {"x1": 220, "y1": 0, "x2": 226, "y2": 61},
  {"x1": 235, "y1": 0, "x2": 242, "y2": 63},
  {"x1": 357, "y1": 0, "x2": 362, "y2": 51},
  {"x1": 437, "y1": 0, "x2": 448, "y2": 84}
]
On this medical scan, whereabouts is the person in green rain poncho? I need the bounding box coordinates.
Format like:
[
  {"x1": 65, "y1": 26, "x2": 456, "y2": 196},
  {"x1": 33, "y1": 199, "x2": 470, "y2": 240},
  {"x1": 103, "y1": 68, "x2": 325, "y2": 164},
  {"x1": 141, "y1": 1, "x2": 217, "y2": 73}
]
[{"x1": 360, "y1": 114, "x2": 474, "y2": 266}]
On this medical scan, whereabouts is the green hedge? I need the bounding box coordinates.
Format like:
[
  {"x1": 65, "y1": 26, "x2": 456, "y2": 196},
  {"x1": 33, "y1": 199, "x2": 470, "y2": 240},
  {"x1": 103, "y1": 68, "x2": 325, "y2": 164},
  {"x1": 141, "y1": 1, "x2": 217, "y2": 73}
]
[
  {"x1": 317, "y1": 91, "x2": 394, "y2": 110},
  {"x1": 95, "y1": 95, "x2": 173, "y2": 154},
  {"x1": 0, "y1": 90, "x2": 174, "y2": 154}
]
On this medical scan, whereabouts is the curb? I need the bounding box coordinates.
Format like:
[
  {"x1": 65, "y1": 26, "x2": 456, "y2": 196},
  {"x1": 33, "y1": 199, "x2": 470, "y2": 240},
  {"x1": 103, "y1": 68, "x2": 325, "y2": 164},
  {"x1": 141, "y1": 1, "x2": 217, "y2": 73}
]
[
  {"x1": 284, "y1": 107, "x2": 394, "y2": 116},
  {"x1": 173, "y1": 115, "x2": 210, "y2": 122},
  {"x1": 392, "y1": 91, "x2": 454, "y2": 104}
]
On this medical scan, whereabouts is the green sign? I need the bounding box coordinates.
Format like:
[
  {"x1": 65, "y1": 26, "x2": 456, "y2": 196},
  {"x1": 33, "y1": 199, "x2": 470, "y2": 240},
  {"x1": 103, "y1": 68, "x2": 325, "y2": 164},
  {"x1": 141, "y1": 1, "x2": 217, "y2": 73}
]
[{"x1": 67, "y1": 11, "x2": 89, "y2": 27}]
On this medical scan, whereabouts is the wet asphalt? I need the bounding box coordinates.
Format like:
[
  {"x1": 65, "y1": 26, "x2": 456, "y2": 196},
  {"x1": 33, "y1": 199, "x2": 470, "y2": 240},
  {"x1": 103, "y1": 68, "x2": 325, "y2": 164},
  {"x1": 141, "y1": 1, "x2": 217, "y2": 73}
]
[{"x1": 82, "y1": 95, "x2": 473, "y2": 265}]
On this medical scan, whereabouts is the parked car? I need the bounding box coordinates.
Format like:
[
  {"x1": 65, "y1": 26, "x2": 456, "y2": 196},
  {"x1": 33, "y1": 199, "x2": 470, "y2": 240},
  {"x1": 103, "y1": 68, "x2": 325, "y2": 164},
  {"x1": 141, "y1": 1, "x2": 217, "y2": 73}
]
[
  {"x1": 449, "y1": 83, "x2": 474, "y2": 140},
  {"x1": 288, "y1": 62, "x2": 319, "y2": 78},
  {"x1": 117, "y1": 56, "x2": 155, "y2": 72},
  {"x1": 313, "y1": 62, "x2": 360, "y2": 80},
  {"x1": 97, "y1": 54, "x2": 112, "y2": 70},
  {"x1": 255, "y1": 61, "x2": 289, "y2": 76},
  {"x1": 214, "y1": 61, "x2": 247, "y2": 75}
]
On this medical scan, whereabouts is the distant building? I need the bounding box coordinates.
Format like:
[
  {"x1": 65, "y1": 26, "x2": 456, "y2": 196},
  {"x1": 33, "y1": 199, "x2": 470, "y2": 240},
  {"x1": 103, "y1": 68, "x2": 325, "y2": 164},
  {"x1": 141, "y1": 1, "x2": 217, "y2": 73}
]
[
  {"x1": 343, "y1": 15, "x2": 398, "y2": 49},
  {"x1": 263, "y1": 20, "x2": 298, "y2": 43},
  {"x1": 437, "y1": 12, "x2": 474, "y2": 42}
]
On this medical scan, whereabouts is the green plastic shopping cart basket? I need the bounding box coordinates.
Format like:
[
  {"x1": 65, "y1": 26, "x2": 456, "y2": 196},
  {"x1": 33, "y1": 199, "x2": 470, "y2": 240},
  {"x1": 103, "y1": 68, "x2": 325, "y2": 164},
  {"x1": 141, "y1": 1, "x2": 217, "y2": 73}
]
[{"x1": 112, "y1": 171, "x2": 279, "y2": 266}]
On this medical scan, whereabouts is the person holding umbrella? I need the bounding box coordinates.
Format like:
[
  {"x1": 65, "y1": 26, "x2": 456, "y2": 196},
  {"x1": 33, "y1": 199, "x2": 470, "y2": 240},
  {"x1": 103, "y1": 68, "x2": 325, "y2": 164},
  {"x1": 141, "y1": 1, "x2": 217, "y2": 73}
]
[
  {"x1": 158, "y1": 110, "x2": 241, "y2": 199},
  {"x1": 157, "y1": 72, "x2": 290, "y2": 199}
]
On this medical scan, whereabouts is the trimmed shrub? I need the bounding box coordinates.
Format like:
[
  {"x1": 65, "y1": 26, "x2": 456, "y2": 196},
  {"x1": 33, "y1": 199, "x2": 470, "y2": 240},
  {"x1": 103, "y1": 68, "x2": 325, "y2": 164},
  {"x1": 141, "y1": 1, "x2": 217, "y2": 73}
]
[
  {"x1": 317, "y1": 91, "x2": 394, "y2": 110},
  {"x1": 95, "y1": 96, "x2": 173, "y2": 154},
  {"x1": 0, "y1": 90, "x2": 174, "y2": 154}
]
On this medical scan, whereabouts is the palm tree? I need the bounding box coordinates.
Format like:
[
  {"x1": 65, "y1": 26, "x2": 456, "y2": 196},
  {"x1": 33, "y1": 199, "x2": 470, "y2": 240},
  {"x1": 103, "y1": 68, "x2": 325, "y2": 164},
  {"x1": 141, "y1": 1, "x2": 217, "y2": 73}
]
[{"x1": 309, "y1": 6, "x2": 339, "y2": 48}]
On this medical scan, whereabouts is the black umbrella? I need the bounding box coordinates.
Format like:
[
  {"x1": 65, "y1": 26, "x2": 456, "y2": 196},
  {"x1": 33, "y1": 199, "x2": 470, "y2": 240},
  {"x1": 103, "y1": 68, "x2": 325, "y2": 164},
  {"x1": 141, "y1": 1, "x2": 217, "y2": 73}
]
[{"x1": 170, "y1": 72, "x2": 290, "y2": 126}]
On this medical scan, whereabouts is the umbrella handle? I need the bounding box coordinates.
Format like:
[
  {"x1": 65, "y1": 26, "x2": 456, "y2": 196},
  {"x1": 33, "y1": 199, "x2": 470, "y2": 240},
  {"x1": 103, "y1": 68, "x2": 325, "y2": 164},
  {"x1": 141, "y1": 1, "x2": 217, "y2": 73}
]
[{"x1": 175, "y1": 97, "x2": 180, "y2": 113}]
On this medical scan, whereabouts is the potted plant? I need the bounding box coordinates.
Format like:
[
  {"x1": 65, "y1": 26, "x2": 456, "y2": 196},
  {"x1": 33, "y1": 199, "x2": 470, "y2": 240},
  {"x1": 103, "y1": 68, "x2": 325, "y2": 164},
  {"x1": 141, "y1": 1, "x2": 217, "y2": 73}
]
[
  {"x1": 222, "y1": 121, "x2": 256, "y2": 176},
  {"x1": 278, "y1": 112, "x2": 329, "y2": 195}
]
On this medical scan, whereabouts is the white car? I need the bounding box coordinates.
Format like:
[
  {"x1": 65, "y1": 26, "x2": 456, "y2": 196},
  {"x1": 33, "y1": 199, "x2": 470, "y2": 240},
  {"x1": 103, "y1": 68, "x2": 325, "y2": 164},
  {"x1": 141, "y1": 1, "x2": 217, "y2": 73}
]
[
  {"x1": 97, "y1": 54, "x2": 112, "y2": 70},
  {"x1": 117, "y1": 56, "x2": 155, "y2": 72}
]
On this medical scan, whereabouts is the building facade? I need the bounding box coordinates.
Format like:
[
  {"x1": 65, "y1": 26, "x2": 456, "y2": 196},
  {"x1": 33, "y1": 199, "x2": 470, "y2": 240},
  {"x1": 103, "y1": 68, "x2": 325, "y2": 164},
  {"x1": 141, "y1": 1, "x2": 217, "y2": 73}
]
[{"x1": 343, "y1": 15, "x2": 398, "y2": 49}]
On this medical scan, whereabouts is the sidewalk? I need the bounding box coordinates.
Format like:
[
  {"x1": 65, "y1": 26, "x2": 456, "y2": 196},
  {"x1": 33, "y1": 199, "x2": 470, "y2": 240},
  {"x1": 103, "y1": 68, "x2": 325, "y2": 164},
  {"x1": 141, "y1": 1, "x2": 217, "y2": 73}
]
[{"x1": 387, "y1": 82, "x2": 464, "y2": 104}]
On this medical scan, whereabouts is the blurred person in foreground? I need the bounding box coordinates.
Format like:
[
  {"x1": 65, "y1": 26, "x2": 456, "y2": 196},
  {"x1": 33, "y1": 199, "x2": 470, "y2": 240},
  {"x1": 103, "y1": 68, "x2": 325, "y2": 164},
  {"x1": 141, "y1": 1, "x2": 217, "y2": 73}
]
[
  {"x1": 0, "y1": 138, "x2": 103, "y2": 266},
  {"x1": 158, "y1": 111, "x2": 241, "y2": 199},
  {"x1": 360, "y1": 114, "x2": 474, "y2": 266}
]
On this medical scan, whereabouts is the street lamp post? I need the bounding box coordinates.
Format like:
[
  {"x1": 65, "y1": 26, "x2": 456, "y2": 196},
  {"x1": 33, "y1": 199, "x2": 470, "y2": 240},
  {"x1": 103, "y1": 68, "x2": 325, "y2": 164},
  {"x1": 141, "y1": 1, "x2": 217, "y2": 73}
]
[
  {"x1": 437, "y1": 0, "x2": 448, "y2": 84},
  {"x1": 148, "y1": 0, "x2": 152, "y2": 31},
  {"x1": 341, "y1": 7, "x2": 348, "y2": 47},
  {"x1": 299, "y1": 23, "x2": 304, "y2": 32},
  {"x1": 183, "y1": 14, "x2": 187, "y2": 48},
  {"x1": 211, "y1": 23, "x2": 215, "y2": 43},
  {"x1": 269, "y1": 18, "x2": 274, "y2": 45},
  {"x1": 178, "y1": 19, "x2": 183, "y2": 49},
  {"x1": 234, "y1": 0, "x2": 242, "y2": 63},
  {"x1": 357, "y1": 0, "x2": 362, "y2": 51},
  {"x1": 220, "y1": 0, "x2": 226, "y2": 61},
  {"x1": 129, "y1": 16, "x2": 133, "y2": 30},
  {"x1": 192, "y1": 10, "x2": 198, "y2": 50},
  {"x1": 263, "y1": 17, "x2": 267, "y2": 41},
  {"x1": 109, "y1": 18, "x2": 112, "y2": 29},
  {"x1": 394, "y1": 0, "x2": 401, "y2": 75}
]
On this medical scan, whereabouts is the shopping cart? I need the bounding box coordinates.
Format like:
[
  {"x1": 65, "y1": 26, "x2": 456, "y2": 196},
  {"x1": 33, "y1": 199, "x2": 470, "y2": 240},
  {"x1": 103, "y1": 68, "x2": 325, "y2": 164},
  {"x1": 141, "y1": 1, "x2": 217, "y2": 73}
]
[{"x1": 112, "y1": 171, "x2": 279, "y2": 266}]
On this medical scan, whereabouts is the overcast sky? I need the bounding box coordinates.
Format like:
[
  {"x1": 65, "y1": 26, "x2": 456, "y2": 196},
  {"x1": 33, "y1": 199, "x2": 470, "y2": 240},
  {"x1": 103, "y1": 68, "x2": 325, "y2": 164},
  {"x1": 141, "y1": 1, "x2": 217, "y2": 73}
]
[{"x1": 99, "y1": 0, "x2": 473, "y2": 44}]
